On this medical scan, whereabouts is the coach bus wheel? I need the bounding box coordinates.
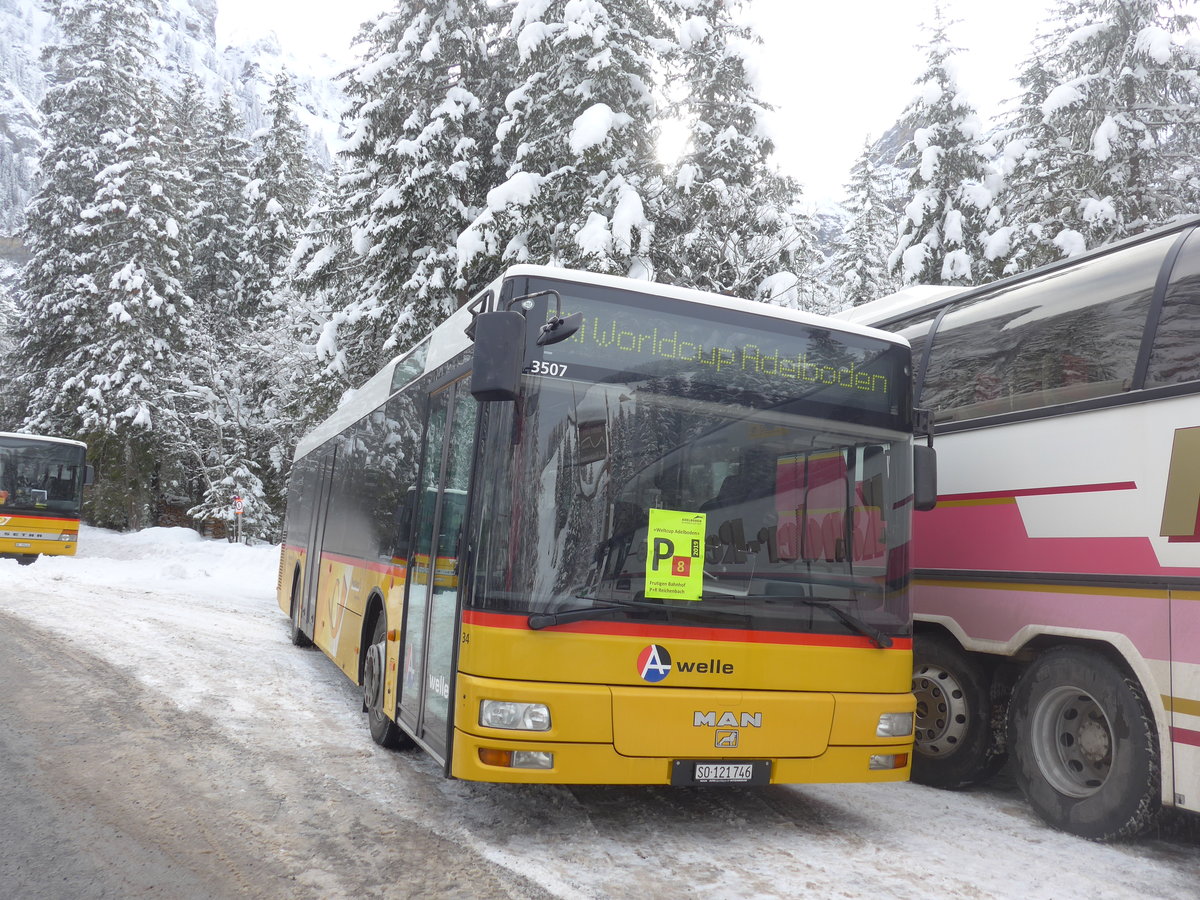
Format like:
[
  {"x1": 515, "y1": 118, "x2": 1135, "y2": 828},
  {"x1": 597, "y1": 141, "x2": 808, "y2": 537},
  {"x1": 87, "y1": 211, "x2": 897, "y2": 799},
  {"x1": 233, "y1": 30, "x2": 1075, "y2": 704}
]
[
  {"x1": 1009, "y1": 647, "x2": 1160, "y2": 840},
  {"x1": 17, "y1": 555, "x2": 37, "y2": 566},
  {"x1": 911, "y1": 634, "x2": 1006, "y2": 789},
  {"x1": 288, "y1": 577, "x2": 312, "y2": 648},
  {"x1": 364, "y1": 616, "x2": 414, "y2": 750}
]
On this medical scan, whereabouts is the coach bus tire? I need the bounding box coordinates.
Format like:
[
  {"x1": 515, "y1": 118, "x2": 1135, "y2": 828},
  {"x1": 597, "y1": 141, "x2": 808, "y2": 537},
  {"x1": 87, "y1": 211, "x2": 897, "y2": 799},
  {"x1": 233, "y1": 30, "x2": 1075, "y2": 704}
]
[
  {"x1": 364, "y1": 615, "x2": 414, "y2": 751},
  {"x1": 1009, "y1": 647, "x2": 1160, "y2": 840},
  {"x1": 288, "y1": 578, "x2": 312, "y2": 648},
  {"x1": 911, "y1": 634, "x2": 1006, "y2": 789},
  {"x1": 17, "y1": 555, "x2": 37, "y2": 566}
]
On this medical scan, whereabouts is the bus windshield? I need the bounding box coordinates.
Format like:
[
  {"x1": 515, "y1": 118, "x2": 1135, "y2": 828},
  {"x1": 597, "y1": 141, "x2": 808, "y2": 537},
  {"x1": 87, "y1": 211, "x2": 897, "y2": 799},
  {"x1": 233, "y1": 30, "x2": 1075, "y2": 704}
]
[
  {"x1": 470, "y1": 291, "x2": 914, "y2": 640},
  {"x1": 0, "y1": 436, "x2": 87, "y2": 516}
]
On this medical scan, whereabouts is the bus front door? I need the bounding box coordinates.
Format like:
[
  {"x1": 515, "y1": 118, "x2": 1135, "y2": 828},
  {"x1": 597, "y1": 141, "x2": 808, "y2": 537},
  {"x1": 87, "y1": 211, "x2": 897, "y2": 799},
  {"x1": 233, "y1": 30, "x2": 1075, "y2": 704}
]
[
  {"x1": 399, "y1": 380, "x2": 476, "y2": 760},
  {"x1": 299, "y1": 448, "x2": 337, "y2": 639}
]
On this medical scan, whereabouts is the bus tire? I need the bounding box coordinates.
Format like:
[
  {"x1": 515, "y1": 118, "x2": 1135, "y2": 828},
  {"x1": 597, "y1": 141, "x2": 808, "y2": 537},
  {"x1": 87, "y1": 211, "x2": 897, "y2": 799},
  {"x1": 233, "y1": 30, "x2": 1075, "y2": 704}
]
[
  {"x1": 17, "y1": 555, "x2": 37, "y2": 566},
  {"x1": 288, "y1": 576, "x2": 312, "y2": 648},
  {"x1": 364, "y1": 615, "x2": 413, "y2": 750},
  {"x1": 911, "y1": 634, "x2": 1006, "y2": 789},
  {"x1": 1009, "y1": 647, "x2": 1160, "y2": 840}
]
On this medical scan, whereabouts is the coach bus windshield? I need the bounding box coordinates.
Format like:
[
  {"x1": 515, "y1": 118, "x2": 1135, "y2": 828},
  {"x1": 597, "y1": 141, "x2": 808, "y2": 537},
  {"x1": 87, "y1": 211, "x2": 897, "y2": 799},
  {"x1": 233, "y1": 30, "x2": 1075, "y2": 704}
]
[
  {"x1": 0, "y1": 436, "x2": 87, "y2": 516},
  {"x1": 469, "y1": 282, "x2": 914, "y2": 640}
]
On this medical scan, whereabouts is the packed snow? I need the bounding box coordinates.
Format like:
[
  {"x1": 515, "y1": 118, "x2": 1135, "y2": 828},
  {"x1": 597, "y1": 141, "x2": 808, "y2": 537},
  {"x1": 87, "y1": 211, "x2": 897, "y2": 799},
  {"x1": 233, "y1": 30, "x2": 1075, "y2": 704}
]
[{"x1": 2, "y1": 526, "x2": 1198, "y2": 899}]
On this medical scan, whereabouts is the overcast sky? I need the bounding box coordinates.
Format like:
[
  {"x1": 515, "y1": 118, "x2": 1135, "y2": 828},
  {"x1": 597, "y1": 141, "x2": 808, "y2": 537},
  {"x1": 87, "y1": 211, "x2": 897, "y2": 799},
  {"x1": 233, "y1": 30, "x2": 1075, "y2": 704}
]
[{"x1": 217, "y1": 0, "x2": 1055, "y2": 204}]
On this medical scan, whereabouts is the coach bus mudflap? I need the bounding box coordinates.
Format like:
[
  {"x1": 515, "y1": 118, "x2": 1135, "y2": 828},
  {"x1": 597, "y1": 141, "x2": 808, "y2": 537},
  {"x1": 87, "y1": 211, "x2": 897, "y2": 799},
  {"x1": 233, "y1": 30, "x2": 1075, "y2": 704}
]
[{"x1": 610, "y1": 687, "x2": 834, "y2": 758}]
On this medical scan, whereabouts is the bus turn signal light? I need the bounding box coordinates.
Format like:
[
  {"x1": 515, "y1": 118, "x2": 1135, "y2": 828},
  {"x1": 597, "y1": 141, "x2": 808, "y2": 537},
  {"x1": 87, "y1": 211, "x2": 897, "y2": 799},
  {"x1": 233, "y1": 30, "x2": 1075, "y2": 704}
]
[
  {"x1": 869, "y1": 753, "x2": 909, "y2": 771},
  {"x1": 478, "y1": 748, "x2": 555, "y2": 770}
]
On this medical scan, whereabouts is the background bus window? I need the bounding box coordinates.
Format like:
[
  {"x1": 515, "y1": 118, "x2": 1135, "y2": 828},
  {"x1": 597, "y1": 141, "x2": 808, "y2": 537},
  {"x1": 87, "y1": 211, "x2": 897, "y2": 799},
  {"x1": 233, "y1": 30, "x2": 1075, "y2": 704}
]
[
  {"x1": 921, "y1": 233, "x2": 1174, "y2": 422},
  {"x1": 1146, "y1": 228, "x2": 1200, "y2": 387}
]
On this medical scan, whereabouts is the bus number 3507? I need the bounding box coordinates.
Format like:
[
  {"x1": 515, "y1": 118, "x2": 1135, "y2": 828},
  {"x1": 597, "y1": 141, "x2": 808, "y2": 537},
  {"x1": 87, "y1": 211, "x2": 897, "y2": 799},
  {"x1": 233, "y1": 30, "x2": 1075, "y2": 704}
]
[{"x1": 529, "y1": 360, "x2": 568, "y2": 377}]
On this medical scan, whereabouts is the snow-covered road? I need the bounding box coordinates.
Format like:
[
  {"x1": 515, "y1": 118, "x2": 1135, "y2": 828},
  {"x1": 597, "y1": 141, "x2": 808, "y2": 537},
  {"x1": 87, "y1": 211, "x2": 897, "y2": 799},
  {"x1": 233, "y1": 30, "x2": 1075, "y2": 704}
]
[{"x1": 2, "y1": 526, "x2": 1197, "y2": 899}]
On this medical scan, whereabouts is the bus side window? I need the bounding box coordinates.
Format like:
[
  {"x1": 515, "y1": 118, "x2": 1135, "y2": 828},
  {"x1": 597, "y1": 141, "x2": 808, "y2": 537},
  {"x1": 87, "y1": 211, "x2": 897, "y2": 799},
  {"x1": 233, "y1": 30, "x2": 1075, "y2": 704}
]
[
  {"x1": 922, "y1": 233, "x2": 1173, "y2": 422},
  {"x1": 1146, "y1": 228, "x2": 1200, "y2": 387}
]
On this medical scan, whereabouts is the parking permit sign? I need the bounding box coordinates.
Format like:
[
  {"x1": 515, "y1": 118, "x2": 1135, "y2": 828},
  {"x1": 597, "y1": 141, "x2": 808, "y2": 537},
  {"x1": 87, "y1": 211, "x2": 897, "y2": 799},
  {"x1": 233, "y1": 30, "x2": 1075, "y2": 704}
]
[{"x1": 645, "y1": 509, "x2": 706, "y2": 601}]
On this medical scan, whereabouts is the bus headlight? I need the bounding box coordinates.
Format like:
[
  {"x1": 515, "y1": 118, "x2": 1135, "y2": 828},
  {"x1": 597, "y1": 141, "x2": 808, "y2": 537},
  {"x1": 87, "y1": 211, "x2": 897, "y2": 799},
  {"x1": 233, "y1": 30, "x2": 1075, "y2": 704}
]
[
  {"x1": 479, "y1": 700, "x2": 551, "y2": 731},
  {"x1": 876, "y1": 712, "x2": 914, "y2": 737}
]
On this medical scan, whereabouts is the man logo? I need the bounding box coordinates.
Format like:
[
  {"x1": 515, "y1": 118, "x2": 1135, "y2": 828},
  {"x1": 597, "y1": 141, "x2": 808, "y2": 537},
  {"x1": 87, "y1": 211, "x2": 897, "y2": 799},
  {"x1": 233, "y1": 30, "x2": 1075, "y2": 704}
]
[
  {"x1": 715, "y1": 730, "x2": 739, "y2": 748},
  {"x1": 637, "y1": 644, "x2": 672, "y2": 683}
]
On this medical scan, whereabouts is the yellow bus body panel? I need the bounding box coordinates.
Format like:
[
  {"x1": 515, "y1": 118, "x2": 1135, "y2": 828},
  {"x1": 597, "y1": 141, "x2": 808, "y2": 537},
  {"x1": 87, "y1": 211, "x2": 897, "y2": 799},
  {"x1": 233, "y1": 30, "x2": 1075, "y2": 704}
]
[
  {"x1": 457, "y1": 617, "x2": 913, "y2": 693},
  {"x1": 0, "y1": 514, "x2": 79, "y2": 558},
  {"x1": 451, "y1": 618, "x2": 914, "y2": 785}
]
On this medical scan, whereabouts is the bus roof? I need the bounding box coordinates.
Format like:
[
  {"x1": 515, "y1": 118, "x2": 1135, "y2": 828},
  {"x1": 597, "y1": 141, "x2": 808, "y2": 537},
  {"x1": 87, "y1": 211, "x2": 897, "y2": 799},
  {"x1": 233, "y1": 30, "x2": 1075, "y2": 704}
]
[
  {"x1": 294, "y1": 266, "x2": 912, "y2": 462},
  {"x1": 0, "y1": 431, "x2": 87, "y2": 450},
  {"x1": 503, "y1": 265, "x2": 911, "y2": 345},
  {"x1": 837, "y1": 214, "x2": 1200, "y2": 329},
  {"x1": 833, "y1": 285, "x2": 965, "y2": 327}
]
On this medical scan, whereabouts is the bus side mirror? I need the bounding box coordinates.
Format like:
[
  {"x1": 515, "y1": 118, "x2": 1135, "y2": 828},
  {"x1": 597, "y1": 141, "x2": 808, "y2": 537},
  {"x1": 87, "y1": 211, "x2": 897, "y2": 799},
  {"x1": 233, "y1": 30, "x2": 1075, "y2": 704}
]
[
  {"x1": 84, "y1": 465, "x2": 96, "y2": 486},
  {"x1": 913, "y1": 444, "x2": 937, "y2": 512},
  {"x1": 470, "y1": 310, "x2": 526, "y2": 402}
]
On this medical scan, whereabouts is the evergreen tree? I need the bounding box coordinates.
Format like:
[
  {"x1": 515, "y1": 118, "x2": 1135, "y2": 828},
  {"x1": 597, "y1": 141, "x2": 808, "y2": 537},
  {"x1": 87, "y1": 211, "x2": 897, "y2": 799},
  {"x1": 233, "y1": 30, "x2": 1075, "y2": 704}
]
[
  {"x1": 240, "y1": 71, "x2": 316, "y2": 323},
  {"x1": 16, "y1": 0, "x2": 193, "y2": 530},
  {"x1": 889, "y1": 6, "x2": 995, "y2": 286},
  {"x1": 831, "y1": 139, "x2": 902, "y2": 307},
  {"x1": 293, "y1": 0, "x2": 502, "y2": 401},
  {"x1": 655, "y1": 0, "x2": 816, "y2": 304},
  {"x1": 998, "y1": 0, "x2": 1200, "y2": 268},
  {"x1": 460, "y1": 0, "x2": 668, "y2": 278},
  {"x1": 168, "y1": 91, "x2": 279, "y2": 538},
  {"x1": 191, "y1": 92, "x2": 251, "y2": 320}
]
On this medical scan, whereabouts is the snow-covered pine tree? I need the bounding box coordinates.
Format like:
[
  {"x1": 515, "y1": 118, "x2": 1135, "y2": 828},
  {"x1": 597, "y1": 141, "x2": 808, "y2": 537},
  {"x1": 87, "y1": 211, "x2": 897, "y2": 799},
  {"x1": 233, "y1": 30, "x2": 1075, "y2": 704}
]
[
  {"x1": 656, "y1": 0, "x2": 819, "y2": 307},
  {"x1": 460, "y1": 0, "x2": 668, "y2": 278},
  {"x1": 165, "y1": 89, "x2": 283, "y2": 539},
  {"x1": 293, "y1": 0, "x2": 502, "y2": 403},
  {"x1": 889, "y1": 5, "x2": 995, "y2": 287},
  {"x1": 195, "y1": 71, "x2": 317, "y2": 538},
  {"x1": 16, "y1": 0, "x2": 194, "y2": 530},
  {"x1": 240, "y1": 71, "x2": 316, "y2": 323},
  {"x1": 831, "y1": 138, "x2": 902, "y2": 307},
  {"x1": 998, "y1": 0, "x2": 1200, "y2": 268}
]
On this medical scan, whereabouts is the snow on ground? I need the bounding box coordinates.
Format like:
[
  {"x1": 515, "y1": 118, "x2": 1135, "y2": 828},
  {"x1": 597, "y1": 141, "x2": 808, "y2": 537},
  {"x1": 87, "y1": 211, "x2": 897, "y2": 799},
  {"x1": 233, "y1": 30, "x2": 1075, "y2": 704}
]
[{"x1": 3, "y1": 526, "x2": 1199, "y2": 899}]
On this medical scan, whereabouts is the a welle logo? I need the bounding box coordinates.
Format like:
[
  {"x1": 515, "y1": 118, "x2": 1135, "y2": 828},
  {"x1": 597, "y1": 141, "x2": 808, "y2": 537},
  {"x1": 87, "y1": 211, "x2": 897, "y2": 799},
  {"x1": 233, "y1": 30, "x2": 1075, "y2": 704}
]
[{"x1": 636, "y1": 644, "x2": 735, "y2": 683}]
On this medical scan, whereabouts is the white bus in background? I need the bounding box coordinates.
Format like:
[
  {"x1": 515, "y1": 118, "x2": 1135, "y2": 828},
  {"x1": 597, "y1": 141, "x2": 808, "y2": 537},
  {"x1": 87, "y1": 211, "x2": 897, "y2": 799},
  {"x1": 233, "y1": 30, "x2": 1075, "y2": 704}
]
[{"x1": 838, "y1": 217, "x2": 1200, "y2": 839}]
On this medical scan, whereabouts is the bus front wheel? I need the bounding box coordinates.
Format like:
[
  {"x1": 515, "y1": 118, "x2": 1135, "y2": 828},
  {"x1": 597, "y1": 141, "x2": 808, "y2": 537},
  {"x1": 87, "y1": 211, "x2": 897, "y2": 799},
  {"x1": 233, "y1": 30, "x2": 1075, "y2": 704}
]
[
  {"x1": 911, "y1": 634, "x2": 1006, "y2": 788},
  {"x1": 17, "y1": 555, "x2": 37, "y2": 566},
  {"x1": 1009, "y1": 647, "x2": 1160, "y2": 840},
  {"x1": 364, "y1": 615, "x2": 414, "y2": 750}
]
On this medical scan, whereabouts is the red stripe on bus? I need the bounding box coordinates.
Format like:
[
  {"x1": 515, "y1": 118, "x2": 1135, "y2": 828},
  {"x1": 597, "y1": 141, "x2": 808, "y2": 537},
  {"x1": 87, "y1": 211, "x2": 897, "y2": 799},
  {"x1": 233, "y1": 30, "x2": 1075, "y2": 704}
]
[
  {"x1": 319, "y1": 551, "x2": 408, "y2": 578},
  {"x1": 0, "y1": 515, "x2": 81, "y2": 526},
  {"x1": 462, "y1": 609, "x2": 911, "y2": 650},
  {"x1": 1173, "y1": 726, "x2": 1200, "y2": 748},
  {"x1": 940, "y1": 482, "x2": 1137, "y2": 504}
]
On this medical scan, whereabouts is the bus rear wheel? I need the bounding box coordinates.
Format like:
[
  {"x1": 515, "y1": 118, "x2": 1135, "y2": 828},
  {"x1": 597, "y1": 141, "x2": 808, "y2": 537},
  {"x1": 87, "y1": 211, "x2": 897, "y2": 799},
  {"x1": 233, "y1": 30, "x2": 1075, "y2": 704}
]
[
  {"x1": 1009, "y1": 647, "x2": 1160, "y2": 840},
  {"x1": 364, "y1": 615, "x2": 413, "y2": 750},
  {"x1": 911, "y1": 634, "x2": 1006, "y2": 789}
]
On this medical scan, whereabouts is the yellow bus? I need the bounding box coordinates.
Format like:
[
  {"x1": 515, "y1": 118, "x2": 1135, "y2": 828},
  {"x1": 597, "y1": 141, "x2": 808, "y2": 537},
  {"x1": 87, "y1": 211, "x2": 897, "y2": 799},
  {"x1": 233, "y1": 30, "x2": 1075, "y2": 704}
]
[
  {"x1": 277, "y1": 266, "x2": 934, "y2": 785},
  {"x1": 0, "y1": 432, "x2": 91, "y2": 565}
]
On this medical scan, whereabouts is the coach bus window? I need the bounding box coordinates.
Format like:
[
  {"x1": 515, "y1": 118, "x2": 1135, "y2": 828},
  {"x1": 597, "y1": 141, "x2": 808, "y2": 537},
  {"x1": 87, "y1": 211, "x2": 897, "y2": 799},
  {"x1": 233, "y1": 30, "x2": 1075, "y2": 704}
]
[
  {"x1": 884, "y1": 310, "x2": 940, "y2": 392},
  {"x1": 921, "y1": 233, "x2": 1174, "y2": 422},
  {"x1": 1146, "y1": 228, "x2": 1200, "y2": 388}
]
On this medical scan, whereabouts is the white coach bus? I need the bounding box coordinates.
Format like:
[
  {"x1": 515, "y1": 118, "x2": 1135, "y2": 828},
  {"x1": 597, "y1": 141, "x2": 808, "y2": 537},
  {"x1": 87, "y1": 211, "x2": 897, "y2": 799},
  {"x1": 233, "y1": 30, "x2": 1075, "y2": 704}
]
[{"x1": 839, "y1": 217, "x2": 1200, "y2": 839}]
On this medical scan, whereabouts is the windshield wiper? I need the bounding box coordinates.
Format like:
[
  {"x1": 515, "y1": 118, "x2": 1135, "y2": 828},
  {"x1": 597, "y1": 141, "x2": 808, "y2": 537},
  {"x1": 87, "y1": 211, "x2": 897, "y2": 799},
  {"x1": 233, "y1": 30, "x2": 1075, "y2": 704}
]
[
  {"x1": 803, "y1": 599, "x2": 893, "y2": 649},
  {"x1": 528, "y1": 596, "x2": 752, "y2": 630},
  {"x1": 528, "y1": 598, "x2": 654, "y2": 630}
]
